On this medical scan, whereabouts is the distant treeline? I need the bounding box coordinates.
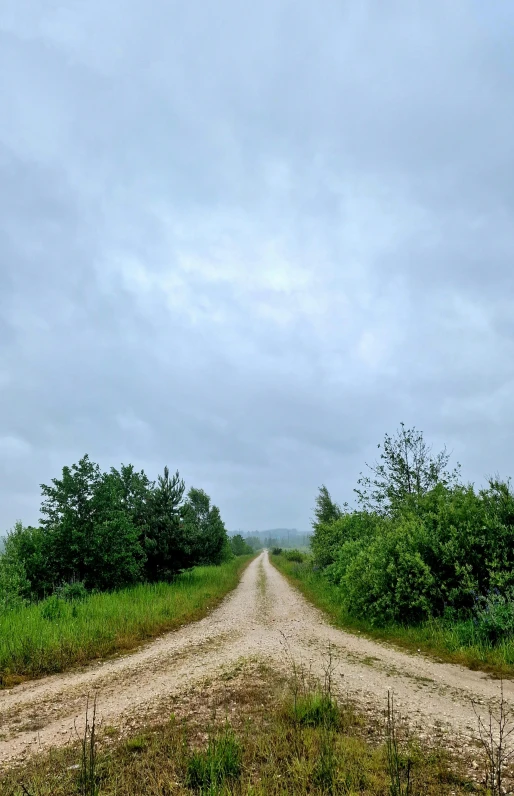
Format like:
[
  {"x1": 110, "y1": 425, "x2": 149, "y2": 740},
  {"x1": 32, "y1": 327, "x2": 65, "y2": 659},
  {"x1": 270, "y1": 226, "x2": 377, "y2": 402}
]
[
  {"x1": 231, "y1": 529, "x2": 311, "y2": 550},
  {"x1": 0, "y1": 455, "x2": 252, "y2": 610},
  {"x1": 310, "y1": 424, "x2": 514, "y2": 643}
]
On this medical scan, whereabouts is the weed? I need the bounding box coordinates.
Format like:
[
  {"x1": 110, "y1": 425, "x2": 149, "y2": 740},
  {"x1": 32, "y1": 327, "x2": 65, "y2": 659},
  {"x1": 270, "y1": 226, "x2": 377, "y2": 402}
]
[
  {"x1": 125, "y1": 735, "x2": 149, "y2": 753},
  {"x1": 472, "y1": 677, "x2": 514, "y2": 795},
  {"x1": 386, "y1": 691, "x2": 412, "y2": 796},
  {"x1": 290, "y1": 691, "x2": 340, "y2": 729},
  {"x1": 76, "y1": 693, "x2": 99, "y2": 796},
  {"x1": 186, "y1": 723, "x2": 242, "y2": 793},
  {"x1": 39, "y1": 595, "x2": 65, "y2": 621}
]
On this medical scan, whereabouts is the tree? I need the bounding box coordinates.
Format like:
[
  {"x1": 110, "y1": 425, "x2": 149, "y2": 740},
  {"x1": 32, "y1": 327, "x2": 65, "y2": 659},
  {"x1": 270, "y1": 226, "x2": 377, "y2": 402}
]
[
  {"x1": 312, "y1": 485, "x2": 344, "y2": 532},
  {"x1": 109, "y1": 464, "x2": 154, "y2": 531},
  {"x1": 230, "y1": 534, "x2": 253, "y2": 556},
  {"x1": 0, "y1": 522, "x2": 32, "y2": 610},
  {"x1": 3, "y1": 522, "x2": 48, "y2": 598},
  {"x1": 244, "y1": 535, "x2": 261, "y2": 551},
  {"x1": 40, "y1": 455, "x2": 103, "y2": 586},
  {"x1": 180, "y1": 487, "x2": 229, "y2": 566},
  {"x1": 86, "y1": 470, "x2": 145, "y2": 590},
  {"x1": 39, "y1": 456, "x2": 145, "y2": 591},
  {"x1": 354, "y1": 423, "x2": 461, "y2": 515},
  {"x1": 144, "y1": 466, "x2": 186, "y2": 580}
]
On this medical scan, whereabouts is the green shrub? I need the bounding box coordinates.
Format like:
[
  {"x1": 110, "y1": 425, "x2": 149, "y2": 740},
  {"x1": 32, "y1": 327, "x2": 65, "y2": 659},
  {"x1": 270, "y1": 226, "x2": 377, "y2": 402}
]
[
  {"x1": 310, "y1": 479, "x2": 514, "y2": 630},
  {"x1": 284, "y1": 549, "x2": 304, "y2": 563},
  {"x1": 55, "y1": 581, "x2": 88, "y2": 602},
  {"x1": 271, "y1": 547, "x2": 283, "y2": 555},
  {"x1": 311, "y1": 511, "x2": 384, "y2": 569},
  {"x1": 340, "y1": 517, "x2": 437, "y2": 625},
  {"x1": 473, "y1": 590, "x2": 514, "y2": 645},
  {"x1": 310, "y1": 427, "x2": 514, "y2": 635},
  {"x1": 40, "y1": 595, "x2": 66, "y2": 621}
]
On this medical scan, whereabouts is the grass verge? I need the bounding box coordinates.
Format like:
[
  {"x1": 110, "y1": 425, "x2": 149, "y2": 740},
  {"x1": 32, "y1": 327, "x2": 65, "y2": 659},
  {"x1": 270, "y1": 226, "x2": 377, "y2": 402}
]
[
  {"x1": 1, "y1": 661, "x2": 482, "y2": 795},
  {"x1": 270, "y1": 554, "x2": 514, "y2": 679},
  {"x1": 0, "y1": 556, "x2": 254, "y2": 686}
]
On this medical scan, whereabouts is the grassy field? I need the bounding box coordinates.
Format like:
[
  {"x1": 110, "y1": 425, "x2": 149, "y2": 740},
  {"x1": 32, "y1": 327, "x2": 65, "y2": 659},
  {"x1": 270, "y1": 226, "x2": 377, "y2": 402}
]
[
  {"x1": 1, "y1": 661, "x2": 481, "y2": 795},
  {"x1": 0, "y1": 556, "x2": 253, "y2": 686},
  {"x1": 271, "y1": 553, "x2": 514, "y2": 678}
]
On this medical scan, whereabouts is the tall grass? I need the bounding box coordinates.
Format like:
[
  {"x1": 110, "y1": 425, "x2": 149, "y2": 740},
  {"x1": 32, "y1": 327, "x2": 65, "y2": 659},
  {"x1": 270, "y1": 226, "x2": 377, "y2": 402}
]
[
  {"x1": 271, "y1": 554, "x2": 514, "y2": 677},
  {"x1": 0, "y1": 556, "x2": 253, "y2": 684}
]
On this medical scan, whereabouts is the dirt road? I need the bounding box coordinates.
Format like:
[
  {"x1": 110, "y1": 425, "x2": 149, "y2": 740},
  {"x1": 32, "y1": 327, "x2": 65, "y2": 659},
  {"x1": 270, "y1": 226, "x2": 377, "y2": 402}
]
[{"x1": 1, "y1": 551, "x2": 512, "y2": 766}]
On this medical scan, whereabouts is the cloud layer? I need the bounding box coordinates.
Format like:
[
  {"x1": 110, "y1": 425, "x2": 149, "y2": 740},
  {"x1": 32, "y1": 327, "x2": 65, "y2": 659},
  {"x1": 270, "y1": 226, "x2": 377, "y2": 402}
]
[{"x1": 1, "y1": 1, "x2": 514, "y2": 531}]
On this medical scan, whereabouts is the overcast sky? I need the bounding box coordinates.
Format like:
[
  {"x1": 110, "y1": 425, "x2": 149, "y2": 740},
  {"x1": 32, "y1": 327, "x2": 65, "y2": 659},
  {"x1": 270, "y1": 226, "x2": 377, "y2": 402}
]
[{"x1": 1, "y1": 1, "x2": 514, "y2": 533}]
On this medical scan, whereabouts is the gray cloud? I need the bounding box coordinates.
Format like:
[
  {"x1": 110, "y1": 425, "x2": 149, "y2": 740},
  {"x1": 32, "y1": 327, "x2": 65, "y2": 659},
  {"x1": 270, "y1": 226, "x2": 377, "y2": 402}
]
[{"x1": 1, "y1": 1, "x2": 514, "y2": 532}]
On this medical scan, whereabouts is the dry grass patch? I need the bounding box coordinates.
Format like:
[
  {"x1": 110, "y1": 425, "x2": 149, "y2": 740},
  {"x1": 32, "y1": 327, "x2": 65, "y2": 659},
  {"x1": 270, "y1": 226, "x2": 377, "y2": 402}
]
[{"x1": 1, "y1": 661, "x2": 486, "y2": 796}]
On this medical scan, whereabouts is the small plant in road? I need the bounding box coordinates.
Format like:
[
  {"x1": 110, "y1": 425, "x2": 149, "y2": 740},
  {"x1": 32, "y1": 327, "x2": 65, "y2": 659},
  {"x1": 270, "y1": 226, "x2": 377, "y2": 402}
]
[
  {"x1": 386, "y1": 691, "x2": 412, "y2": 796},
  {"x1": 473, "y1": 678, "x2": 514, "y2": 795}
]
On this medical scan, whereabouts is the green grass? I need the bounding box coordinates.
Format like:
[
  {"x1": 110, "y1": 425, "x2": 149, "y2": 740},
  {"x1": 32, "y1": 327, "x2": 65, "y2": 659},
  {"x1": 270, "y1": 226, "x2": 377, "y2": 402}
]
[
  {"x1": 186, "y1": 722, "x2": 243, "y2": 792},
  {"x1": 270, "y1": 554, "x2": 514, "y2": 678},
  {"x1": 0, "y1": 556, "x2": 254, "y2": 685}
]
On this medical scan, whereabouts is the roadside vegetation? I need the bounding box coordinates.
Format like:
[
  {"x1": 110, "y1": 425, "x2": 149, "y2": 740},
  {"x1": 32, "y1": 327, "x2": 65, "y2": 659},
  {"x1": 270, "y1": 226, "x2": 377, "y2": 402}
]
[
  {"x1": 0, "y1": 555, "x2": 252, "y2": 685},
  {"x1": 273, "y1": 424, "x2": 514, "y2": 676},
  {"x1": 0, "y1": 456, "x2": 257, "y2": 684},
  {"x1": 1, "y1": 661, "x2": 482, "y2": 796}
]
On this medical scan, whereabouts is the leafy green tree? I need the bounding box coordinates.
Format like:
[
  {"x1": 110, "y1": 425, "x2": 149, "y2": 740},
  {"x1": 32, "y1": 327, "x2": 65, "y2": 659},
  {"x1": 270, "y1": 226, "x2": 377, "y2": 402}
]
[
  {"x1": 181, "y1": 488, "x2": 229, "y2": 566},
  {"x1": 230, "y1": 534, "x2": 253, "y2": 556},
  {"x1": 312, "y1": 485, "x2": 344, "y2": 532},
  {"x1": 85, "y1": 470, "x2": 145, "y2": 590},
  {"x1": 40, "y1": 456, "x2": 145, "y2": 591},
  {"x1": 110, "y1": 463, "x2": 154, "y2": 535},
  {"x1": 40, "y1": 455, "x2": 103, "y2": 586},
  {"x1": 1, "y1": 522, "x2": 48, "y2": 598},
  {"x1": 0, "y1": 522, "x2": 32, "y2": 610},
  {"x1": 354, "y1": 423, "x2": 461, "y2": 515}
]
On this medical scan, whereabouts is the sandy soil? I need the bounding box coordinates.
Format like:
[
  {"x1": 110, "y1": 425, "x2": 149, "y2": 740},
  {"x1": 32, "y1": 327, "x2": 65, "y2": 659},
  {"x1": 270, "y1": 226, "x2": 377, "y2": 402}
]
[{"x1": 1, "y1": 551, "x2": 512, "y2": 767}]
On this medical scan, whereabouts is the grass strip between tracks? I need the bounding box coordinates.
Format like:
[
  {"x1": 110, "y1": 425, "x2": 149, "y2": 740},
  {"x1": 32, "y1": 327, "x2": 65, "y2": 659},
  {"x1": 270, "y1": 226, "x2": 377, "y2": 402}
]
[{"x1": 2, "y1": 661, "x2": 483, "y2": 795}]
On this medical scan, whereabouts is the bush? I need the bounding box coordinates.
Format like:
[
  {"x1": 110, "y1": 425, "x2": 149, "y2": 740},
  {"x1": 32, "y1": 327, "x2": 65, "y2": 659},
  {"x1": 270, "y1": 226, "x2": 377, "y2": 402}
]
[
  {"x1": 311, "y1": 511, "x2": 384, "y2": 569},
  {"x1": 40, "y1": 595, "x2": 66, "y2": 621},
  {"x1": 55, "y1": 581, "x2": 88, "y2": 602},
  {"x1": 271, "y1": 547, "x2": 283, "y2": 555},
  {"x1": 339, "y1": 517, "x2": 438, "y2": 625},
  {"x1": 473, "y1": 590, "x2": 514, "y2": 645},
  {"x1": 309, "y1": 479, "x2": 514, "y2": 630},
  {"x1": 284, "y1": 549, "x2": 305, "y2": 563}
]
